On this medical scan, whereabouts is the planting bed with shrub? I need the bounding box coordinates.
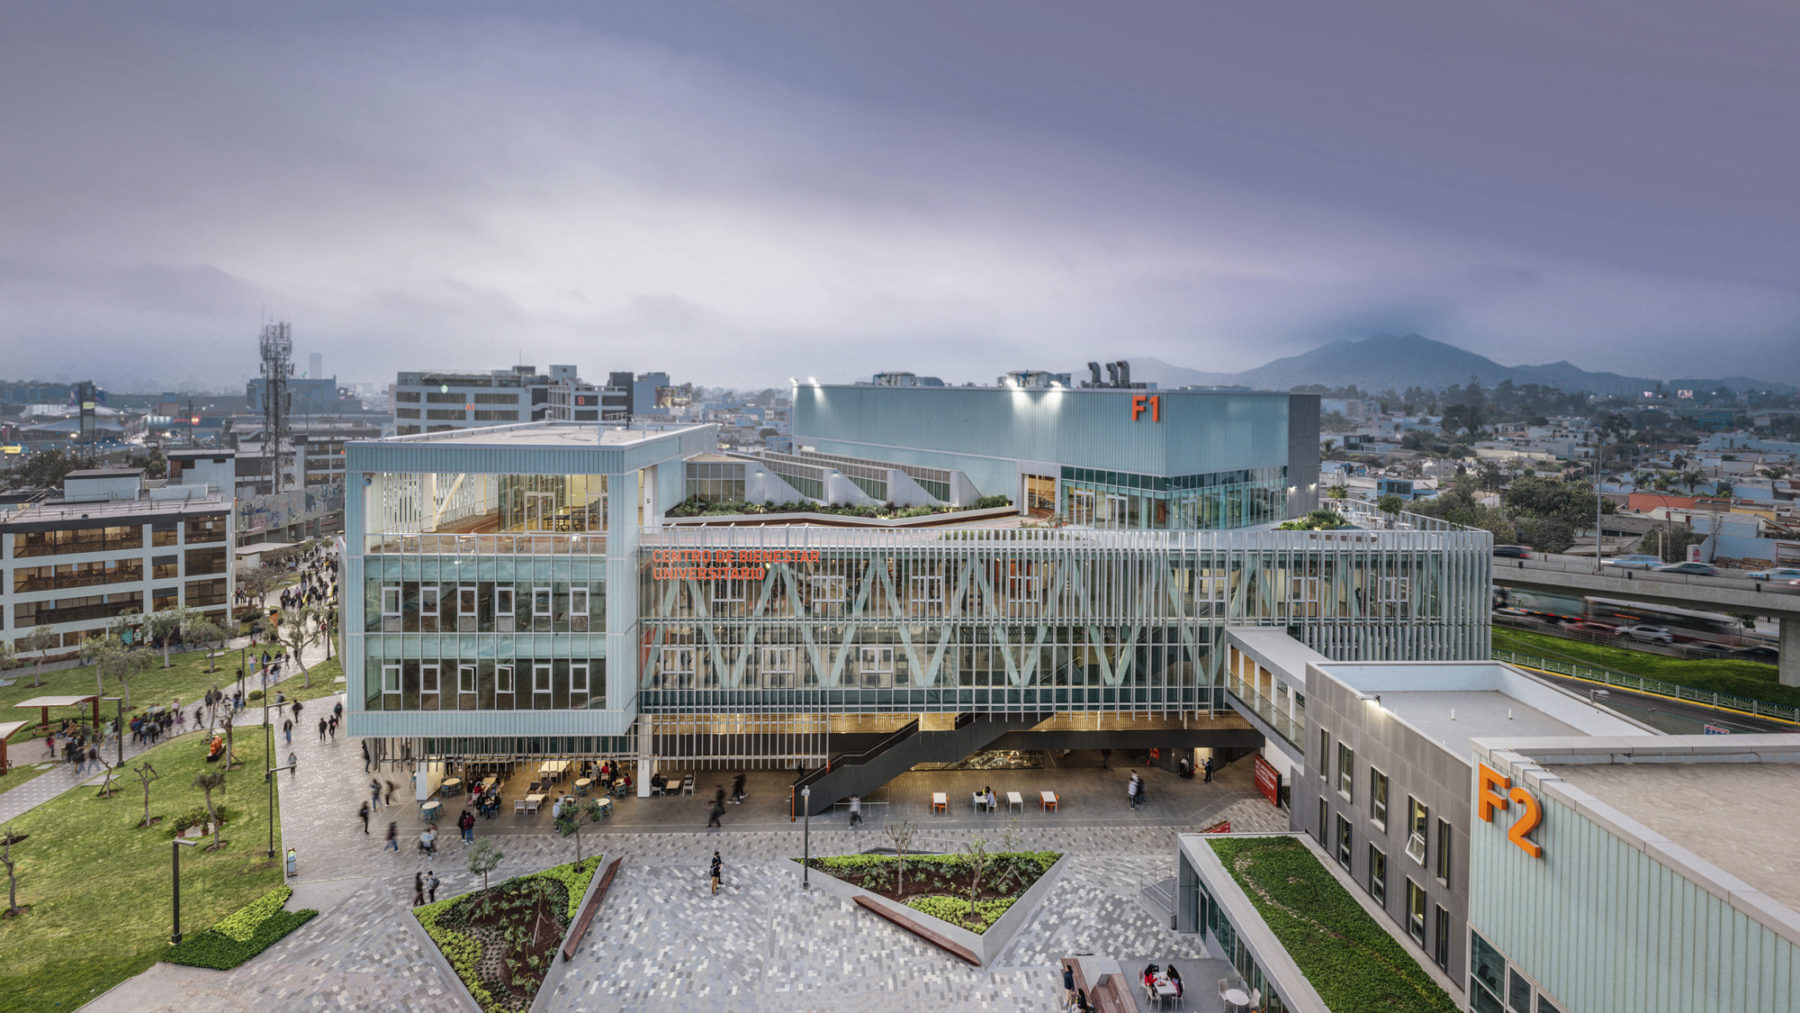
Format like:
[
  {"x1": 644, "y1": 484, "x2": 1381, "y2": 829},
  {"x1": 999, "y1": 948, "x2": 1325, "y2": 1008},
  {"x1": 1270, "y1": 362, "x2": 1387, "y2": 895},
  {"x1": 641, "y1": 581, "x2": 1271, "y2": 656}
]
[
  {"x1": 163, "y1": 885, "x2": 318, "y2": 969},
  {"x1": 415, "y1": 856, "x2": 601, "y2": 1013},
  {"x1": 801, "y1": 851, "x2": 1058, "y2": 934}
]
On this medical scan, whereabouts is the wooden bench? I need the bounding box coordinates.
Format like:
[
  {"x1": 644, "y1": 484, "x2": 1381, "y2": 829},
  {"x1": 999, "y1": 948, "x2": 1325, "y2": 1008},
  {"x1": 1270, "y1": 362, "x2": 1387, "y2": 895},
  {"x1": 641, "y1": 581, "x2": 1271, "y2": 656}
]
[
  {"x1": 853, "y1": 896, "x2": 979, "y2": 966},
  {"x1": 560, "y1": 856, "x2": 623, "y2": 962},
  {"x1": 1061, "y1": 959, "x2": 1135, "y2": 1013}
]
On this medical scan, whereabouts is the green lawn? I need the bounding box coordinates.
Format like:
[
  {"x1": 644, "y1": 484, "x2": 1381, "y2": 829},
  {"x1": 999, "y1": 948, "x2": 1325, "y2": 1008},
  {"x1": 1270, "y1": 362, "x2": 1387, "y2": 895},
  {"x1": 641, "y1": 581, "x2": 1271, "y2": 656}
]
[
  {"x1": 1, "y1": 649, "x2": 343, "y2": 746},
  {"x1": 0, "y1": 731, "x2": 285, "y2": 1011},
  {"x1": 1493, "y1": 627, "x2": 1800, "y2": 710},
  {"x1": 1210, "y1": 836, "x2": 1459, "y2": 1013}
]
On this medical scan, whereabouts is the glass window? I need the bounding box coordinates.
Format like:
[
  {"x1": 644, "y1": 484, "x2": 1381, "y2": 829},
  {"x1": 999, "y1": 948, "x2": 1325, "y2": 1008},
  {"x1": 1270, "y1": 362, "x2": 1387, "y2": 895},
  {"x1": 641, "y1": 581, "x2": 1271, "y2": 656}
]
[
  {"x1": 1367, "y1": 845, "x2": 1386, "y2": 907},
  {"x1": 533, "y1": 663, "x2": 552, "y2": 696},
  {"x1": 532, "y1": 586, "x2": 552, "y2": 617},
  {"x1": 760, "y1": 646, "x2": 795, "y2": 674},
  {"x1": 1317, "y1": 728, "x2": 1330, "y2": 775},
  {"x1": 458, "y1": 664, "x2": 476, "y2": 695},
  {"x1": 1407, "y1": 797, "x2": 1429, "y2": 863},
  {"x1": 495, "y1": 664, "x2": 515, "y2": 696},
  {"x1": 859, "y1": 646, "x2": 894, "y2": 673},
  {"x1": 1434, "y1": 905, "x2": 1451, "y2": 969},
  {"x1": 1472, "y1": 984, "x2": 1503, "y2": 1013},
  {"x1": 1508, "y1": 970, "x2": 1532, "y2": 1013},
  {"x1": 459, "y1": 586, "x2": 478, "y2": 617},
  {"x1": 1537, "y1": 997, "x2": 1564, "y2": 1013},
  {"x1": 1406, "y1": 880, "x2": 1426, "y2": 944},
  {"x1": 1335, "y1": 815, "x2": 1352, "y2": 868},
  {"x1": 420, "y1": 664, "x2": 440, "y2": 706},
  {"x1": 495, "y1": 587, "x2": 514, "y2": 616},
  {"x1": 381, "y1": 586, "x2": 402, "y2": 616},
  {"x1": 420, "y1": 586, "x2": 439, "y2": 617},
  {"x1": 570, "y1": 587, "x2": 589, "y2": 616},
  {"x1": 1370, "y1": 769, "x2": 1389, "y2": 828},
  {"x1": 1471, "y1": 932, "x2": 1507, "y2": 994},
  {"x1": 570, "y1": 662, "x2": 589, "y2": 696},
  {"x1": 1290, "y1": 576, "x2": 1319, "y2": 602},
  {"x1": 381, "y1": 663, "x2": 401, "y2": 697},
  {"x1": 1317, "y1": 797, "x2": 1328, "y2": 846},
  {"x1": 1337, "y1": 742, "x2": 1354, "y2": 799},
  {"x1": 1436, "y1": 818, "x2": 1453, "y2": 882}
]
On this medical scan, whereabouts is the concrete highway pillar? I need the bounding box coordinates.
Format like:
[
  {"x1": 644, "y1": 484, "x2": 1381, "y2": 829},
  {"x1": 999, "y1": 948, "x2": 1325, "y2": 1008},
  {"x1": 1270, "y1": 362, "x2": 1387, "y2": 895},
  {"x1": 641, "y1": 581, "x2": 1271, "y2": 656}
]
[{"x1": 1781, "y1": 617, "x2": 1800, "y2": 689}]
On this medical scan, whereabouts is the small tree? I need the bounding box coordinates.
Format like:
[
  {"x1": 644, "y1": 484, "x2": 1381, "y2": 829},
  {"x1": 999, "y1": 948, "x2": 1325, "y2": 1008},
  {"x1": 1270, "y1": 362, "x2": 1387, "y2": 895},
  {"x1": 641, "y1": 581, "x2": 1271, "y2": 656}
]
[
  {"x1": 134, "y1": 761, "x2": 160, "y2": 827},
  {"x1": 554, "y1": 800, "x2": 606, "y2": 862},
  {"x1": 277, "y1": 606, "x2": 317, "y2": 685},
  {"x1": 0, "y1": 642, "x2": 13, "y2": 675},
  {"x1": 219, "y1": 711, "x2": 239, "y2": 771},
  {"x1": 321, "y1": 605, "x2": 340, "y2": 661},
  {"x1": 21, "y1": 625, "x2": 59, "y2": 689},
  {"x1": 93, "y1": 752, "x2": 120, "y2": 798},
  {"x1": 884, "y1": 818, "x2": 918, "y2": 899},
  {"x1": 962, "y1": 834, "x2": 994, "y2": 929},
  {"x1": 469, "y1": 839, "x2": 503, "y2": 891},
  {"x1": 183, "y1": 617, "x2": 229, "y2": 673},
  {"x1": 191, "y1": 771, "x2": 228, "y2": 848},
  {"x1": 80, "y1": 636, "x2": 153, "y2": 708},
  {"x1": 1377, "y1": 493, "x2": 1405, "y2": 517},
  {"x1": 236, "y1": 563, "x2": 283, "y2": 603},
  {"x1": 0, "y1": 824, "x2": 21, "y2": 917},
  {"x1": 140, "y1": 605, "x2": 199, "y2": 669}
]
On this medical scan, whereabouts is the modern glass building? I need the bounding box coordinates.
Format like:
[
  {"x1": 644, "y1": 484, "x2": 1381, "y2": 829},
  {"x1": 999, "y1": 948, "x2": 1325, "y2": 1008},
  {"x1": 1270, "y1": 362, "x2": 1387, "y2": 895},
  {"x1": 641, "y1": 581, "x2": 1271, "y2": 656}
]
[{"x1": 342, "y1": 384, "x2": 1485, "y2": 800}]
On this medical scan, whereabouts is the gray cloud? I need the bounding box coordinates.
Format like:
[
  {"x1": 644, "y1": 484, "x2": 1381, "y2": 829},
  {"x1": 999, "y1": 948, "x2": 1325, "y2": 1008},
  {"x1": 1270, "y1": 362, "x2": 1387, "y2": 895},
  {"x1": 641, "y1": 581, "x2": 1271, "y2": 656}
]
[{"x1": 0, "y1": 2, "x2": 1795, "y2": 391}]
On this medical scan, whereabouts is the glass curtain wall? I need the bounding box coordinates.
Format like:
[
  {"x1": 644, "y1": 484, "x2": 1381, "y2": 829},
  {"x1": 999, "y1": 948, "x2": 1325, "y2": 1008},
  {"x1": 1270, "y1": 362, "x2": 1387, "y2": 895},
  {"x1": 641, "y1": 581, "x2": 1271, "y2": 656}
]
[{"x1": 1060, "y1": 465, "x2": 1288, "y2": 530}]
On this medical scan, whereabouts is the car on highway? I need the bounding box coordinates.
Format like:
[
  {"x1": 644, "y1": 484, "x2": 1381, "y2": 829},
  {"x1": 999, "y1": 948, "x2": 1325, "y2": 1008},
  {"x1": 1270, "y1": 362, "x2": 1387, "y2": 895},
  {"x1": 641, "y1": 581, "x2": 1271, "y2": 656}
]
[
  {"x1": 1684, "y1": 642, "x2": 1734, "y2": 656},
  {"x1": 1654, "y1": 561, "x2": 1721, "y2": 576},
  {"x1": 1746, "y1": 567, "x2": 1800, "y2": 581},
  {"x1": 1602, "y1": 554, "x2": 1664, "y2": 570},
  {"x1": 1492, "y1": 545, "x2": 1532, "y2": 559},
  {"x1": 1735, "y1": 645, "x2": 1780, "y2": 663},
  {"x1": 1617, "y1": 624, "x2": 1675, "y2": 644}
]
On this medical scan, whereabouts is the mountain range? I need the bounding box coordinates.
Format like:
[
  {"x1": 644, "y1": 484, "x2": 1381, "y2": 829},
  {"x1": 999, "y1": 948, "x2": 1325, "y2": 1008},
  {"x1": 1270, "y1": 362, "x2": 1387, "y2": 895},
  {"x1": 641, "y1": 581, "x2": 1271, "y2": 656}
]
[{"x1": 1128, "y1": 333, "x2": 1792, "y2": 396}]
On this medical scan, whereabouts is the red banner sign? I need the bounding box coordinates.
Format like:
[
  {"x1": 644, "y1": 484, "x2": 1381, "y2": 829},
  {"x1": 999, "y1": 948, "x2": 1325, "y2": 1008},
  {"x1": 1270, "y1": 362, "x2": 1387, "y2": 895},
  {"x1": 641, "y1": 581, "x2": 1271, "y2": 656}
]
[
  {"x1": 1253, "y1": 754, "x2": 1282, "y2": 807},
  {"x1": 1200, "y1": 820, "x2": 1232, "y2": 834}
]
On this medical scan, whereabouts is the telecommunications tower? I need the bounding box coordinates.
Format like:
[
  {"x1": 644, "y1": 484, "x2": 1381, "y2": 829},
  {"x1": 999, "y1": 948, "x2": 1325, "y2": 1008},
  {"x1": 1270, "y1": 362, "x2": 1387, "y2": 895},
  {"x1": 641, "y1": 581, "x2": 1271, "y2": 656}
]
[{"x1": 258, "y1": 321, "x2": 294, "y2": 495}]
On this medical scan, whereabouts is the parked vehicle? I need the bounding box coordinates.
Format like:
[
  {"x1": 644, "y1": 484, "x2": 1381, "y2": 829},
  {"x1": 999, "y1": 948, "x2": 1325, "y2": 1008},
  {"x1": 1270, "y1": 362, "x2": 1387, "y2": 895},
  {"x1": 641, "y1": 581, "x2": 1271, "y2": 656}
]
[
  {"x1": 1602, "y1": 555, "x2": 1663, "y2": 570},
  {"x1": 1746, "y1": 567, "x2": 1800, "y2": 581},
  {"x1": 1493, "y1": 545, "x2": 1532, "y2": 559},
  {"x1": 1654, "y1": 562, "x2": 1720, "y2": 576},
  {"x1": 1617, "y1": 624, "x2": 1675, "y2": 644}
]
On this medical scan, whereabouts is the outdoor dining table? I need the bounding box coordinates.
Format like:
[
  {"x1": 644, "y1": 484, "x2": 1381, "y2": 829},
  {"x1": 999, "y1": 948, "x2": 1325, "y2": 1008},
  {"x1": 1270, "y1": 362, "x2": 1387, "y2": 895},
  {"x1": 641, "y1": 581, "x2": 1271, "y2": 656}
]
[
  {"x1": 574, "y1": 777, "x2": 593, "y2": 795},
  {"x1": 479, "y1": 775, "x2": 497, "y2": 792},
  {"x1": 1040, "y1": 790, "x2": 1059, "y2": 812},
  {"x1": 930, "y1": 792, "x2": 947, "y2": 814},
  {"x1": 1223, "y1": 986, "x2": 1250, "y2": 1011},
  {"x1": 440, "y1": 777, "x2": 462, "y2": 796},
  {"x1": 1006, "y1": 791, "x2": 1025, "y2": 814},
  {"x1": 420, "y1": 800, "x2": 442, "y2": 821},
  {"x1": 539, "y1": 760, "x2": 571, "y2": 779},
  {"x1": 1150, "y1": 976, "x2": 1179, "y2": 1008},
  {"x1": 524, "y1": 793, "x2": 546, "y2": 814}
]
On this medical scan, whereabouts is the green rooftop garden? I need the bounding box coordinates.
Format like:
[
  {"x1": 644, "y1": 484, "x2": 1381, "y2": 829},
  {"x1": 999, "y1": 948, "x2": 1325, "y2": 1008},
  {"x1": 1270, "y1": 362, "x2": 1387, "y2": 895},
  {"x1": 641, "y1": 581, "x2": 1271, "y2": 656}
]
[{"x1": 1209, "y1": 836, "x2": 1458, "y2": 1013}]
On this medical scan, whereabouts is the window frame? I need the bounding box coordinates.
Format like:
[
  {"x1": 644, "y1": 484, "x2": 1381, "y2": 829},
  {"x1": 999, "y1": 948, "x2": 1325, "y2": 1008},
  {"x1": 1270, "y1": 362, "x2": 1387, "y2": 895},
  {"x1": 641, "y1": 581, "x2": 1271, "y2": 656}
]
[
  {"x1": 458, "y1": 585, "x2": 478, "y2": 617},
  {"x1": 1290, "y1": 575, "x2": 1320, "y2": 602},
  {"x1": 1406, "y1": 879, "x2": 1427, "y2": 944},
  {"x1": 859, "y1": 645, "x2": 895, "y2": 674},
  {"x1": 1336, "y1": 741, "x2": 1355, "y2": 800},
  {"x1": 1368, "y1": 844, "x2": 1387, "y2": 907},
  {"x1": 1334, "y1": 814, "x2": 1353, "y2": 869},
  {"x1": 420, "y1": 663, "x2": 440, "y2": 702},
  {"x1": 532, "y1": 586, "x2": 553, "y2": 618},
  {"x1": 569, "y1": 586, "x2": 590, "y2": 617},
  {"x1": 1434, "y1": 904, "x2": 1452, "y2": 969},
  {"x1": 1436, "y1": 816, "x2": 1453, "y2": 883},
  {"x1": 458, "y1": 663, "x2": 476, "y2": 695},
  {"x1": 381, "y1": 663, "x2": 402, "y2": 700},
  {"x1": 809, "y1": 574, "x2": 846, "y2": 604},
  {"x1": 419, "y1": 586, "x2": 439, "y2": 618},
  {"x1": 1370, "y1": 767, "x2": 1389, "y2": 829},
  {"x1": 1379, "y1": 575, "x2": 1411, "y2": 603},
  {"x1": 381, "y1": 586, "x2": 403, "y2": 617},
  {"x1": 570, "y1": 662, "x2": 589, "y2": 698},
  {"x1": 533, "y1": 662, "x2": 552, "y2": 696},
  {"x1": 495, "y1": 664, "x2": 515, "y2": 699},
  {"x1": 760, "y1": 645, "x2": 796, "y2": 674},
  {"x1": 661, "y1": 646, "x2": 697, "y2": 676},
  {"x1": 1406, "y1": 797, "x2": 1429, "y2": 864},
  {"x1": 494, "y1": 586, "x2": 515, "y2": 617}
]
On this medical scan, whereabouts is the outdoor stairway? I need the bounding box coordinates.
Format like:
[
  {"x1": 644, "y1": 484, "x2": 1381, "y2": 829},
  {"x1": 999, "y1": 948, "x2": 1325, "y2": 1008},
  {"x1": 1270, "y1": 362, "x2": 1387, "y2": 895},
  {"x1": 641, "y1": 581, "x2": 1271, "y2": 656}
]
[{"x1": 797, "y1": 712, "x2": 1049, "y2": 816}]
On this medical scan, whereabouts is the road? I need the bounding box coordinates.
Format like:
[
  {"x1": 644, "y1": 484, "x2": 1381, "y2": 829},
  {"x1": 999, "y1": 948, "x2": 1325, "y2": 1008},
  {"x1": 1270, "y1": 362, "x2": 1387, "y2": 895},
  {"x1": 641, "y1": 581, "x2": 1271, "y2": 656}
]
[{"x1": 1513, "y1": 664, "x2": 1794, "y2": 735}]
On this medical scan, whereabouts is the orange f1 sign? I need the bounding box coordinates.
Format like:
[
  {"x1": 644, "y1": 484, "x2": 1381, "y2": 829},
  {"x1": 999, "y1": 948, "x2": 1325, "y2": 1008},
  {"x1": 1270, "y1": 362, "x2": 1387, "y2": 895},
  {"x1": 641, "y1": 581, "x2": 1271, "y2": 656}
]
[
  {"x1": 1477, "y1": 762, "x2": 1543, "y2": 858},
  {"x1": 1130, "y1": 394, "x2": 1161, "y2": 422}
]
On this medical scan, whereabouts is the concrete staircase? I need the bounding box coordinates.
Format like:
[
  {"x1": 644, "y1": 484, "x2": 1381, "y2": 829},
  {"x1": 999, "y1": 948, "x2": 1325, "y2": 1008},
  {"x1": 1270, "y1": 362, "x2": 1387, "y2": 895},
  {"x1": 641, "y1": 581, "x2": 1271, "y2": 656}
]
[{"x1": 797, "y1": 712, "x2": 1049, "y2": 816}]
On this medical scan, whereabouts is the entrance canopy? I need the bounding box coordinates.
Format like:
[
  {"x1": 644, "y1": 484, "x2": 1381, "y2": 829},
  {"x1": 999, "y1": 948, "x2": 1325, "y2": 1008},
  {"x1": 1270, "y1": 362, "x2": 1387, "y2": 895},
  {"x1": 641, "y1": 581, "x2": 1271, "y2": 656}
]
[{"x1": 0, "y1": 721, "x2": 27, "y2": 773}]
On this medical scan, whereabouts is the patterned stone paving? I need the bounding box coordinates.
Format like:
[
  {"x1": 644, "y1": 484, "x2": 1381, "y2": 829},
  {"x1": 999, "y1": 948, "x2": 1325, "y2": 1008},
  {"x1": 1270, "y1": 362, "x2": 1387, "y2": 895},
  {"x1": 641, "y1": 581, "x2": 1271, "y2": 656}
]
[{"x1": 83, "y1": 700, "x2": 1286, "y2": 1012}]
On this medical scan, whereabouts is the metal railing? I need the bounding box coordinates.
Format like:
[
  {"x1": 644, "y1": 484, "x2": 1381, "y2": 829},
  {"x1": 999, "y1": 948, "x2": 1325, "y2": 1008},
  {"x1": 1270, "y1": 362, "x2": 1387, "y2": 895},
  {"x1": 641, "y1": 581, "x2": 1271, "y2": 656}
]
[{"x1": 1495, "y1": 650, "x2": 1800, "y2": 724}]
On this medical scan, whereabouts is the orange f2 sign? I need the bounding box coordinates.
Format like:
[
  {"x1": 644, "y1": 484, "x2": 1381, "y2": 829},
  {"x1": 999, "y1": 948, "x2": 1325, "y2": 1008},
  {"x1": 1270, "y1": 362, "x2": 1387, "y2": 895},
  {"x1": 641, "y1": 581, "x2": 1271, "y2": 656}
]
[
  {"x1": 1477, "y1": 762, "x2": 1543, "y2": 858},
  {"x1": 1130, "y1": 394, "x2": 1161, "y2": 422}
]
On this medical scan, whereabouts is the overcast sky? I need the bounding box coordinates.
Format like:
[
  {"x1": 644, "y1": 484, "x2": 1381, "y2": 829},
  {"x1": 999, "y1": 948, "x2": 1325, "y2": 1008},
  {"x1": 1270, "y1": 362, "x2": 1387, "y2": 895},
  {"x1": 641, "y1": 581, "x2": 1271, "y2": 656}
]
[{"x1": 2, "y1": 1, "x2": 1797, "y2": 392}]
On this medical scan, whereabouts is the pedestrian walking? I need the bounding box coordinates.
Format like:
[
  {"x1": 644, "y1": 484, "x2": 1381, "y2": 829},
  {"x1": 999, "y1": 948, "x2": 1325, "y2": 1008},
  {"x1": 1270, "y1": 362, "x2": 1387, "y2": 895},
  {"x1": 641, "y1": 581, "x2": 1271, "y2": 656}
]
[
  {"x1": 317, "y1": 717, "x2": 327, "y2": 741},
  {"x1": 283, "y1": 718, "x2": 293, "y2": 744},
  {"x1": 293, "y1": 699, "x2": 303, "y2": 721},
  {"x1": 707, "y1": 798, "x2": 725, "y2": 829},
  {"x1": 328, "y1": 715, "x2": 337, "y2": 741},
  {"x1": 1127, "y1": 774, "x2": 1139, "y2": 809},
  {"x1": 371, "y1": 778, "x2": 383, "y2": 809},
  {"x1": 385, "y1": 779, "x2": 397, "y2": 806},
  {"x1": 427, "y1": 870, "x2": 440, "y2": 903},
  {"x1": 413, "y1": 872, "x2": 425, "y2": 906},
  {"x1": 385, "y1": 821, "x2": 399, "y2": 851},
  {"x1": 334, "y1": 700, "x2": 344, "y2": 722},
  {"x1": 710, "y1": 851, "x2": 722, "y2": 894},
  {"x1": 287, "y1": 751, "x2": 298, "y2": 778},
  {"x1": 44, "y1": 732, "x2": 55, "y2": 758},
  {"x1": 849, "y1": 795, "x2": 862, "y2": 827},
  {"x1": 362, "y1": 741, "x2": 371, "y2": 773},
  {"x1": 359, "y1": 801, "x2": 371, "y2": 834},
  {"x1": 730, "y1": 772, "x2": 746, "y2": 804},
  {"x1": 1202, "y1": 756, "x2": 1215, "y2": 783},
  {"x1": 459, "y1": 809, "x2": 475, "y2": 843}
]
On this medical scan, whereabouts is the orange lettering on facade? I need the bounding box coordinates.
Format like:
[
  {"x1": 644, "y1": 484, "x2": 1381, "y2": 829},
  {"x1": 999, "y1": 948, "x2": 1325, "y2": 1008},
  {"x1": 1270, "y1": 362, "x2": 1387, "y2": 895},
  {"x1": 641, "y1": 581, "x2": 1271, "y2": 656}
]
[
  {"x1": 1477, "y1": 761, "x2": 1543, "y2": 859},
  {"x1": 1130, "y1": 394, "x2": 1161, "y2": 422},
  {"x1": 649, "y1": 548, "x2": 822, "y2": 581}
]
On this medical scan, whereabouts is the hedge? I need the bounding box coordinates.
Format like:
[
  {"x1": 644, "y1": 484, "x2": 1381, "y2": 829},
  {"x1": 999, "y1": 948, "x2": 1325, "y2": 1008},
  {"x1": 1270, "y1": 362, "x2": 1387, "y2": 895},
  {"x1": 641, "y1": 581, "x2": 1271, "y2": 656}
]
[
  {"x1": 903, "y1": 894, "x2": 1018, "y2": 933},
  {"x1": 1209, "y1": 837, "x2": 1458, "y2": 1013},
  {"x1": 162, "y1": 885, "x2": 318, "y2": 970}
]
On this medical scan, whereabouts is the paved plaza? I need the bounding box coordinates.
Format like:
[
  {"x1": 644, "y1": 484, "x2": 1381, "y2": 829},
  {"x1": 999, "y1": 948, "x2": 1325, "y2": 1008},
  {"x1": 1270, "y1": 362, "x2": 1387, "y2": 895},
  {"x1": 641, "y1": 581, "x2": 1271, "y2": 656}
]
[{"x1": 75, "y1": 704, "x2": 1284, "y2": 1012}]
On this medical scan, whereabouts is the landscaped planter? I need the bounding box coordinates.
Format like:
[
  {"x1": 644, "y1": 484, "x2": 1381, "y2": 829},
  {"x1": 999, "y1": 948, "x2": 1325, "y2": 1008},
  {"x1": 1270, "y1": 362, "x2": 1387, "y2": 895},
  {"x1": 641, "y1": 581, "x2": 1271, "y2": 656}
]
[
  {"x1": 800, "y1": 850, "x2": 1067, "y2": 964},
  {"x1": 415, "y1": 857, "x2": 602, "y2": 1013}
]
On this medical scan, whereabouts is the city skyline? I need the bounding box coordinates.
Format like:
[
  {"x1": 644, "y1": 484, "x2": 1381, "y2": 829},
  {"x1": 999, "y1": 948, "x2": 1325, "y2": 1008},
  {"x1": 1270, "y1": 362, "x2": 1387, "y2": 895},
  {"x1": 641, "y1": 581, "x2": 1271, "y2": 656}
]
[{"x1": 3, "y1": 2, "x2": 1797, "y2": 390}]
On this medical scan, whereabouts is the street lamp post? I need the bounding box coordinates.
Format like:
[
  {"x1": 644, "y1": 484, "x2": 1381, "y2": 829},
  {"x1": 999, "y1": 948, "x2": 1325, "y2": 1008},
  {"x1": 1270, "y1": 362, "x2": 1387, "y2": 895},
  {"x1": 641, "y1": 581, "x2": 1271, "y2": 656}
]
[
  {"x1": 801, "y1": 786, "x2": 812, "y2": 890},
  {"x1": 1593, "y1": 450, "x2": 1606, "y2": 573},
  {"x1": 171, "y1": 838, "x2": 199, "y2": 944},
  {"x1": 265, "y1": 691, "x2": 277, "y2": 858},
  {"x1": 103, "y1": 696, "x2": 123, "y2": 768}
]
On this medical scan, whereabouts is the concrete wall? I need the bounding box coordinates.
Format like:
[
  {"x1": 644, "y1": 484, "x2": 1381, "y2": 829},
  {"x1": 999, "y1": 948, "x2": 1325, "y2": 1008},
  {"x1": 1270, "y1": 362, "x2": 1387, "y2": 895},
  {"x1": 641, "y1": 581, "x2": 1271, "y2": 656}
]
[{"x1": 1291, "y1": 669, "x2": 1470, "y2": 989}]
